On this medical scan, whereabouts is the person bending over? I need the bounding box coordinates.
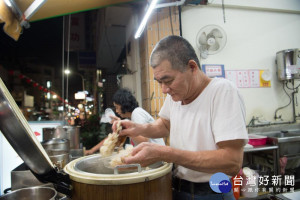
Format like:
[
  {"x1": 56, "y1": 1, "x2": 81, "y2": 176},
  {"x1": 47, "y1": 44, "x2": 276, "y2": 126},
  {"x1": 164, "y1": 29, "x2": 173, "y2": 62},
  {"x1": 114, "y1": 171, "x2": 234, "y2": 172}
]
[{"x1": 85, "y1": 88, "x2": 165, "y2": 155}]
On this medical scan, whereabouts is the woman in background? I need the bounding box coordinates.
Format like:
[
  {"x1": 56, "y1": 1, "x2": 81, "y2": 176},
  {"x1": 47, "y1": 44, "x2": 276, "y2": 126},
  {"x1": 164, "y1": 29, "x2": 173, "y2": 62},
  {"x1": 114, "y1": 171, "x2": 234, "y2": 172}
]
[{"x1": 84, "y1": 88, "x2": 165, "y2": 155}]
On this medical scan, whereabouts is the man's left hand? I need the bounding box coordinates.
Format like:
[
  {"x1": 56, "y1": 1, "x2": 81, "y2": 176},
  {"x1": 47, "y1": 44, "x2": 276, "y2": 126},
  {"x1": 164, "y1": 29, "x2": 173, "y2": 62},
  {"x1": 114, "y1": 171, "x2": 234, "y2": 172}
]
[{"x1": 122, "y1": 142, "x2": 163, "y2": 167}]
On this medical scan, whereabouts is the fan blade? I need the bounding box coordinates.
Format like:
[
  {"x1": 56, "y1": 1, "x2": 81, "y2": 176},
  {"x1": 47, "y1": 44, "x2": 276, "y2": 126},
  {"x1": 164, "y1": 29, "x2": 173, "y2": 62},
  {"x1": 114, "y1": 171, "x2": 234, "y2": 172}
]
[
  {"x1": 200, "y1": 44, "x2": 208, "y2": 52},
  {"x1": 212, "y1": 28, "x2": 223, "y2": 38},
  {"x1": 215, "y1": 37, "x2": 225, "y2": 50},
  {"x1": 208, "y1": 42, "x2": 219, "y2": 52},
  {"x1": 198, "y1": 32, "x2": 207, "y2": 45},
  {"x1": 206, "y1": 31, "x2": 214, "y2": 39}
]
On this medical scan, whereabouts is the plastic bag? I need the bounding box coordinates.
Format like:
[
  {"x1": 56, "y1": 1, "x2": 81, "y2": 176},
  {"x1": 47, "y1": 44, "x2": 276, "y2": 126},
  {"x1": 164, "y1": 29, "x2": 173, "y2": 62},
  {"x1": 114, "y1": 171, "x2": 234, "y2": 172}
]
[{"x1": 100, "y1": 108, "x2": 116, "y2": 123}]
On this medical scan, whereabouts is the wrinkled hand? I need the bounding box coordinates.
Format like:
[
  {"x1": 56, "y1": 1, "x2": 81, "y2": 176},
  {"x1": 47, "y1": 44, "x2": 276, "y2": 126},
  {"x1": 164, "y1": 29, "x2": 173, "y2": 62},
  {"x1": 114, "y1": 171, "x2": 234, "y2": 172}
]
[
  {"x1": 112, "y1": 120, "x2": 140, "y2": 138},
  {"x1": 122, "y1": 142, "x2": 162, "y2": 167}
]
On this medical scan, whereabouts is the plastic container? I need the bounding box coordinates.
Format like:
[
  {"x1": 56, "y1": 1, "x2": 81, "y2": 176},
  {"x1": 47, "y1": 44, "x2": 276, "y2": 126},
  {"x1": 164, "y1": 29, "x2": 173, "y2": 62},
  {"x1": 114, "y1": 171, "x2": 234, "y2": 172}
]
[
  {"x1": 248, "y1": 134, "x2": 267, "y2": 146},
  {"x1": 241, "y1": 168, "x2": 259, "y2": 198}
]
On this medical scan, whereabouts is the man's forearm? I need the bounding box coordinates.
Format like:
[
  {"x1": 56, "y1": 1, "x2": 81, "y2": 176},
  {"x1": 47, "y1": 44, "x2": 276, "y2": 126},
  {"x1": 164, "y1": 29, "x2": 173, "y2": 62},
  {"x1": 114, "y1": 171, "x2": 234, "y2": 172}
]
[
  {"x1": 160, "y1": 142, "x2": 243, "y2": 176},
  {"x1": 140, "y1": 119, "x2": 170, "y2": 139}
]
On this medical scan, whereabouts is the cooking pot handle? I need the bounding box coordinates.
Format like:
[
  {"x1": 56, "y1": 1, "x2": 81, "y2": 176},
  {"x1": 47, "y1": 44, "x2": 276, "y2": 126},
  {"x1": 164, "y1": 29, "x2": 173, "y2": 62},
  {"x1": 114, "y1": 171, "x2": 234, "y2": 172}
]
[
  {"x1": 57, "y1": 195, "x2": 68, "y2": 200},
  {"x1": 56, "y1": 192, "x2": 69, "y2": 200},
  {"x1": 3, "y1": 187, "x2": 11, "y2": 194},
  {"x1": 114, "y1": 164, "x2": 141, "y2": 174}
]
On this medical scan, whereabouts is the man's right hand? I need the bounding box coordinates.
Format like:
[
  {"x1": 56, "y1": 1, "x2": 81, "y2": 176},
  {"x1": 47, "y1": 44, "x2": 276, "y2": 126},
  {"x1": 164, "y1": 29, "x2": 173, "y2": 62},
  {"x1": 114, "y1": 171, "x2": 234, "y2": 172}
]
[
  {"x1": 122, "y1": 142, "x2": 164, "y2": 167},
  {"x1": 112, "y1": 120, "x2": 141, "y2": 138}
]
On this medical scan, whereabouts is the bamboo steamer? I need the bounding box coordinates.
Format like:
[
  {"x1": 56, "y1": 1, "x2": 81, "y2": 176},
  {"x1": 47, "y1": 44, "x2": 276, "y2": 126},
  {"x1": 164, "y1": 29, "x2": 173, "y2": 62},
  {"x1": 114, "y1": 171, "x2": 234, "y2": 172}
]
[{"x1": 64, "y1": 155, "x2": 172, "y2": 200}]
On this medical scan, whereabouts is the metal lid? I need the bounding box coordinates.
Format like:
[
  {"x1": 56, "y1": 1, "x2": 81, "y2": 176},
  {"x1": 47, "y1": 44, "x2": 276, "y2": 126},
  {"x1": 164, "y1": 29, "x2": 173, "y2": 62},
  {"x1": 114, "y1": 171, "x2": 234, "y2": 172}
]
[{"x1": 0, "y1": 78, "x2": 54, "y2": 175}]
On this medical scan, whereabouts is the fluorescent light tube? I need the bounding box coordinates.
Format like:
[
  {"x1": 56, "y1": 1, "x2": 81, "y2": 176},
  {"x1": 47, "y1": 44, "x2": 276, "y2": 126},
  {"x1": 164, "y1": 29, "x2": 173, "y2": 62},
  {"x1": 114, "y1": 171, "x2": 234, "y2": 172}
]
[
  {"x1": 134, "y1": 0, "x2": 159, "y2": 39},
  {"x1": 4, "y1": 0, "x2": 12, "y2": 7}
]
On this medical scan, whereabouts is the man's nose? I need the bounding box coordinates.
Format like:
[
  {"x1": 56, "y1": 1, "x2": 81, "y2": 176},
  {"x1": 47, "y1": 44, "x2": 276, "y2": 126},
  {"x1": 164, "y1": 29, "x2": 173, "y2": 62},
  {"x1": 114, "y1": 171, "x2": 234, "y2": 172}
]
[{"x1": 161, "y1": 83, "x2": 170, "y2": 94}]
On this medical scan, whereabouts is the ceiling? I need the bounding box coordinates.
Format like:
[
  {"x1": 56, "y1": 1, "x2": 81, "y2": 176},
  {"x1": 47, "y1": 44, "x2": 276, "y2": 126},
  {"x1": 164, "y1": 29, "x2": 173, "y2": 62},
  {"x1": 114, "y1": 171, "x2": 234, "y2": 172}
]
[
  {"x1": 14, "y1": 0, "x2": 138, "y2": 22},
  {"x1": 0, "y1": 0, "x2": 145, "y2": 74}
]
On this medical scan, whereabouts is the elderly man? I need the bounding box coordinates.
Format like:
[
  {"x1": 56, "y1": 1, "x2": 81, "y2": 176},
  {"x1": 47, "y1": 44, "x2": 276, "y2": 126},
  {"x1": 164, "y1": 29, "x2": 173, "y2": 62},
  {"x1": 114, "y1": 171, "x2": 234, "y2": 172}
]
[{"x1": 114, "y1": 35, "x2": 248, "y2": 200}]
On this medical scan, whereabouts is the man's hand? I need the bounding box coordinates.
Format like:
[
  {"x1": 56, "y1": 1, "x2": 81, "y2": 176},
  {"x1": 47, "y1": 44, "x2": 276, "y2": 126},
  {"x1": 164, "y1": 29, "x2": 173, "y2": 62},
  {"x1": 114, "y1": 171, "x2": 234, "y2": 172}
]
[
  {"x1": 112, "y1": 118, "x2": 170, "y2": 140},
  {"x1": 112, "y1": 120, "x2": 141, "y2": 138},
  {"x1": 122, "y1": 142, "x2": 163, "y2": 167}
]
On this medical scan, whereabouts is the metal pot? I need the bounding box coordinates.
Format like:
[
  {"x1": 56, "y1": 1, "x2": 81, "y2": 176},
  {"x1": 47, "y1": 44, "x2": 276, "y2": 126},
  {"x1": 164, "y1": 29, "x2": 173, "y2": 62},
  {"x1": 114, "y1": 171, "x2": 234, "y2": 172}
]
[
  {"x1": 0, "y1": 186, "x2": 57, "y2": 200},
  {"x1": 276, "y1": 48, "x2": 300, "y2": 81},
  {"x1": 43, "y1": 126, "x2": 80, "y2": 149},
  {"x1": 64, "y1": 155, "x2": 173, "y2": 200},
  {"x1": 42, "y1": 138, "x2": 70, "y2": 151},
  {"x1": 46, "y1": 149, "x2": 70, "y2": 170}
]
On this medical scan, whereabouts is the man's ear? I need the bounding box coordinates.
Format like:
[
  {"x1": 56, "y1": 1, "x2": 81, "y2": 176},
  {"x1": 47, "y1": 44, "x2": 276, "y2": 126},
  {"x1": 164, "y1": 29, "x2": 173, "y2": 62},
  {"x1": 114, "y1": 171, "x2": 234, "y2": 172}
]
[{"x1": 187, "y1": 60, "x2": 198, "y2": 72}]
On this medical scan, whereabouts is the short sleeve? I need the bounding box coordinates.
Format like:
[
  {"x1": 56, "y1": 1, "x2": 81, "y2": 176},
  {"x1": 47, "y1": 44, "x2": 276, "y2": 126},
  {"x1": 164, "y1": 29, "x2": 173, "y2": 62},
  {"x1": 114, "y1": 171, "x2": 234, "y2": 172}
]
[
  {"x1": 211, "y1": 81, "x2": 248, "y2": 143},
  {"x1": 158, "y1": 95, "x2": 171, "y2": 120}
]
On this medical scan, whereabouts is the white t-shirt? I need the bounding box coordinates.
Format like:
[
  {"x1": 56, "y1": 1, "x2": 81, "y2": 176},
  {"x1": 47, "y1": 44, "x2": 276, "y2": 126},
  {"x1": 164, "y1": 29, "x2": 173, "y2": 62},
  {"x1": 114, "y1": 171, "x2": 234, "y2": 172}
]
[
  {"x1": 159, "y1": 78, "x2": 248, "y2": 182},
  {"x1": 131, "y1": 107, "x2": 165, "y2": 146}
]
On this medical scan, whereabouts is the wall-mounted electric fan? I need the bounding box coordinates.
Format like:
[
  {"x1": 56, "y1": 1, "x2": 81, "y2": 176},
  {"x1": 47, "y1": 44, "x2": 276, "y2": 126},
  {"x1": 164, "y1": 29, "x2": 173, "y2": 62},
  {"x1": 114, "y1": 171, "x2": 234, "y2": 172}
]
[{"x1": 196, "y1": 24, "x2": 227, "y2": 59}]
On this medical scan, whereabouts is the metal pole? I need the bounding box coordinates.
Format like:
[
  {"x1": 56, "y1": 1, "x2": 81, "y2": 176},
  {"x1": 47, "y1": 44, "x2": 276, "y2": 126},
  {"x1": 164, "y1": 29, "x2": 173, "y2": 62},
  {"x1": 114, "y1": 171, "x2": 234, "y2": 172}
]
[
  {"x1": 66, "y1": 73, "x2": 69, "y2": 111},
  {"x1": 82, "y1": 76, "x2": 85, "y2": 92},
  {"x1": 78, "y1": 73, "x2": 85, "y2": 91},
  {"x1": 73, "y1": 72, "x2": 86, "y2": 119},
  {"x1": 66, "y1": 15, "x2": 71, "y2": 117},
  {"x1": 62, "y1": 16, "x2": 65, "y2": 120}
]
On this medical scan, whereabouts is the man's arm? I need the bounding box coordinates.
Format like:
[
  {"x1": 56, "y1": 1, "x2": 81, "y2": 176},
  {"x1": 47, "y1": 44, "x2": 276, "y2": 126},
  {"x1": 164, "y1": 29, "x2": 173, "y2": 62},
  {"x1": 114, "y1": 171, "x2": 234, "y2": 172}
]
[
  {"x1": 125, "y1": 139, "x2": 245, "y2": 176},
  {"x1": 164, "y1": 139, "x2": 244, "y2": 176},
  {"x1": 116, "y1": 117, "x2": 170, "y2": 139}
]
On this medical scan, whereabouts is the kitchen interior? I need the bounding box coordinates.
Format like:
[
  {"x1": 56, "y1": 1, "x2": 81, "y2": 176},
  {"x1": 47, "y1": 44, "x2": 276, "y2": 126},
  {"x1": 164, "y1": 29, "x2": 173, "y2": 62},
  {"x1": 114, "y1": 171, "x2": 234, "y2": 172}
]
[{"x1": 0, "y1": 0, "x2": 300, "y2": 199}]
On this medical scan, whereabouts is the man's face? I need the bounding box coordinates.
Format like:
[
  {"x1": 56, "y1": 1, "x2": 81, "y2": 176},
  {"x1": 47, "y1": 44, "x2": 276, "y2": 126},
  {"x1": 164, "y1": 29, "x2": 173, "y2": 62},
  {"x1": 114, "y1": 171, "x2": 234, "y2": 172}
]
[{"x1": 153, "y1": 60, "x2": 192, "y2": 102}]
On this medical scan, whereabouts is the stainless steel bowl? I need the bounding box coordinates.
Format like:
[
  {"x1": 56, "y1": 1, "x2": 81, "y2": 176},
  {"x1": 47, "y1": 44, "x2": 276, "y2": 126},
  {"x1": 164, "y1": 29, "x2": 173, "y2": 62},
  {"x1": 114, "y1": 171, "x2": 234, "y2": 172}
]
[
  {"x1": 43, "y1": 126, "x2": 80, "y2": 149},
  {"x1": 0, "y1": 186, "x2": 57, "y2": 200},
  {"x1": 42, "y1": 138, "x2": 70, "y2": 151}
]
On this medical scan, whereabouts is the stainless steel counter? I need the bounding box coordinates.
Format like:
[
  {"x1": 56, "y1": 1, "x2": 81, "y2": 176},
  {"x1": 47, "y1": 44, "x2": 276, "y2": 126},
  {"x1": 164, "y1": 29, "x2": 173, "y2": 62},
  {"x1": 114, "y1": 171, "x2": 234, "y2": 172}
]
[
  {"x1": 244, "y1": 145, "x2": 278, "y2": 153},
  {"x1": 244, "y1": 144, "x2": 280, "y2": 176}
]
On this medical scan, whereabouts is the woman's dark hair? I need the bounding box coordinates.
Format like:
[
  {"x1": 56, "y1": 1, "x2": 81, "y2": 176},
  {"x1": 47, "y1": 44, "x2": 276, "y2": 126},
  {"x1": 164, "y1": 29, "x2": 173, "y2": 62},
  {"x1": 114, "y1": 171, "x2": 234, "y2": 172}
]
[{"x1": 112, "y1": 88, "x2": 139, "y2": 113}]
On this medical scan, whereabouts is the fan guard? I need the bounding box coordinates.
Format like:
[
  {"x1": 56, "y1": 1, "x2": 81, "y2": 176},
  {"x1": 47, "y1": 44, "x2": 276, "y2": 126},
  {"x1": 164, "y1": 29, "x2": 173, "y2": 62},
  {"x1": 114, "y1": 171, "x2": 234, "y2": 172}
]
[{"x1": 196, "y1": 25, "x2": 227, "y2": 59}]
